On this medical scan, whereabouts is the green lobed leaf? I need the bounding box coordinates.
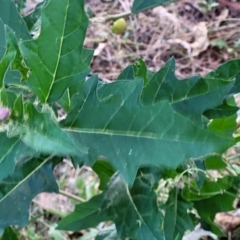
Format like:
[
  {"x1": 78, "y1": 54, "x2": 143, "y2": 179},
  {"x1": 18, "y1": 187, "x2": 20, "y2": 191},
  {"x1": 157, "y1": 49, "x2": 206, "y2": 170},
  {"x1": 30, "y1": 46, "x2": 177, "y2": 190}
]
[
  {"x1": 0, "y1": 156, "x2": 59, "y2": 229},
  {"x1": 163, "y1": 188, "x2": 194, "y2": 240},
  {"x1": 57, "y1": 193, "x2": 111, "y2": 231},
  {"x1": 101, "y1": 170, "x2": 164, "y2": 240},
  {"x1": 20, "y1": 0, "x2": 91, "y2": 103},
  {"x1": 141, "y1": 58, "x2": 237, "y2": 126},
  {"x1": 131, "y1": 0, "x2": 176, "y2": 13},
  {"x1": 63, "y1": 75, "x2": 235, "y2": 184},
  {"x1": 58, "y1": 168, "x2": 163, "y2": 239}
]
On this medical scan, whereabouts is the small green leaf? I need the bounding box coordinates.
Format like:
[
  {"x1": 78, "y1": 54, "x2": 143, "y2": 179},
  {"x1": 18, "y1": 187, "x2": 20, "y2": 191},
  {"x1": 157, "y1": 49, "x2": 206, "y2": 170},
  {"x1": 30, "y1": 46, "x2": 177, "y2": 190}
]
[
  {"x1": 0, "y1": 20, "x2": 28, "y2": 89},
  {"x1": 117, "y1": 65, "x2": 135, "y2": 80},
  {"x1": 58, "y1": 48, "x2": 94, "y2": 111},
  {"x1": 92, "y1": 160, "x2": 115, "y2": 190},
  {"x1": 133, "y1": 58, "x2": 149, "y2": 85},
  {"x1": 163, "y1": 188, "x2": 194, "y2": 240},
  {"x1": 0, "y1": 157, "x2": 59, "y2": 229},
  {"x1": 0, "y1": 52, "x2": 15, "y2": 89},
  {"x1": 13, "y1": 95, "x2": 24, "y2": 120},
  {"x1": 194, "y1": 193, "x2": 235, "y2": 235},
  {"x1": 0, "y1": 0, "x2": 30, "y2": 41},
  {"x1": 131, "y1": 0, "x2": 176, "y2": 13},
  {"x1": 0, "y1": 88, "x2": 17, "y2": 109},
  {"x1": 182, "y1": 177, "x2": 235, "y2": 201},
  {"x1": 0, "y1": 133, "x2": 38, "y2": 181},
  {"x1": 0, "y1": 25, "x2": 16, "y2": 88},
  {"x1": 204, "y1": 99, "x2": 238, "y2": 119},
  {"x1": 4, "y1": 26, "x2": 28, "y2": 82},
  {"x1": 57, "y1": 193, "x2": 111, "y2": 231},
  {"x1": 23, "y1": 1, "x2": 46, "y2": 31},
  {"x1": 1, "y1": 227, "x2": 18, "y2": 240},
  {"x1": 208, "y1": 114, "x2": 237, "y2": 136},
  {"x1": 96, "y1": 224, "x2": 119, "y2": 240},
  {"x1": 205, "y1": 155, "x2": 227, "y2": 170},
  {"x1": 101, "y1": 172, "x2": 164, "y2": 240}
]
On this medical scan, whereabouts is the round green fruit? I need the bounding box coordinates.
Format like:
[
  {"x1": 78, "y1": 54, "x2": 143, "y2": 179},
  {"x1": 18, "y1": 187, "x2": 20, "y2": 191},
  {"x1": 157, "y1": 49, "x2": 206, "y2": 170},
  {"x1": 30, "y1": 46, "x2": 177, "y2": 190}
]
[{"x1": 111, "y1": 18, "x2": 127, "y2": 35}]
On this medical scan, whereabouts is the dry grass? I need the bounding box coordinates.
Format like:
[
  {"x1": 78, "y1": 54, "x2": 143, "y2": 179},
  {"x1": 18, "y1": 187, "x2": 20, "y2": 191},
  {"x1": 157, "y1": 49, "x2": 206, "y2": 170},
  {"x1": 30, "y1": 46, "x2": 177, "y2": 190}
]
[{"x1": 85, "y1": 0, "x2": 240, "y2": 80}]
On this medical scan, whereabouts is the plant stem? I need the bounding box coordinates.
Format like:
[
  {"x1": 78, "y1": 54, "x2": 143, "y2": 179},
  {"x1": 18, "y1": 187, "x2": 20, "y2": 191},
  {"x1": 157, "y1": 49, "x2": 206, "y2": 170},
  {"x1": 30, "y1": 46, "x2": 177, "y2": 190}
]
[
  {"x1": 59, "y1": 189, "x2": 86, "y2": 203},
  {"x1": 90, "y1": 11, "x2": 132, "y2": 23}
]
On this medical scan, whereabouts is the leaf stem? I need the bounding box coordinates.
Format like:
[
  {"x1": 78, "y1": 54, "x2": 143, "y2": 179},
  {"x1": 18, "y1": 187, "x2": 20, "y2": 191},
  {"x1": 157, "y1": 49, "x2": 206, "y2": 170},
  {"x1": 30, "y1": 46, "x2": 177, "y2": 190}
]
[{"x1": 59, "y1": 189, "x2": 86, "y2": 203}]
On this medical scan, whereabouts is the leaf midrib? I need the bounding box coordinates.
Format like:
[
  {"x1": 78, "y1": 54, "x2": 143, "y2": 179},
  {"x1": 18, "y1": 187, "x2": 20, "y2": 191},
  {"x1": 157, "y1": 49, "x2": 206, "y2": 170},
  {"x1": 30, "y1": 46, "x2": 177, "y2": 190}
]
[
  {"x1": 44, "y1": 1, "x2": 69, "y2": 103},
  {"x1": 66, "y1": 128, "x2": 230, "y2": 141},
  {"x1": 0, "y1": 155, "x2": 52, "y2": 203}
]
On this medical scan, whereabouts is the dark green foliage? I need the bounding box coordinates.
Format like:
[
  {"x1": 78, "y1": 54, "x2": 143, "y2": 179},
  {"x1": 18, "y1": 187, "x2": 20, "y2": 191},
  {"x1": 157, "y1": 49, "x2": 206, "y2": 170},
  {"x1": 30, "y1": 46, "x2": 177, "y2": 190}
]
[{"x1": 0, "y1": 0, "x2": 240, "y2": 239}]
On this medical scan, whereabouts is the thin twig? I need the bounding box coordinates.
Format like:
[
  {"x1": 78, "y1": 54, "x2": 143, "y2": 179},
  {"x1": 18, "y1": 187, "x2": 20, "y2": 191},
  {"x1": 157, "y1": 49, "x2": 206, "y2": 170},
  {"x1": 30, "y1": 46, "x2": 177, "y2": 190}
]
[
  {"x1": 59, "y1": 189, "x2": 86, "y2": 203},
  {"x1": 90, "y1": 11, "x2": 132, "y2": 23},
  {"x1": 32, "y1": 199, "x2": 66, "y2": 218}
]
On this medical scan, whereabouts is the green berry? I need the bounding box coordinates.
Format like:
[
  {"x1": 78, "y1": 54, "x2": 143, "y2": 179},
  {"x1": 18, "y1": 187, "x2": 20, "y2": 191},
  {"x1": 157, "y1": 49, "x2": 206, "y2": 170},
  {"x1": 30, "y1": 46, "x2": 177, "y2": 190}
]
[{"x1": 111, "y1": 18, "x2": 127, "y2": 35}]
